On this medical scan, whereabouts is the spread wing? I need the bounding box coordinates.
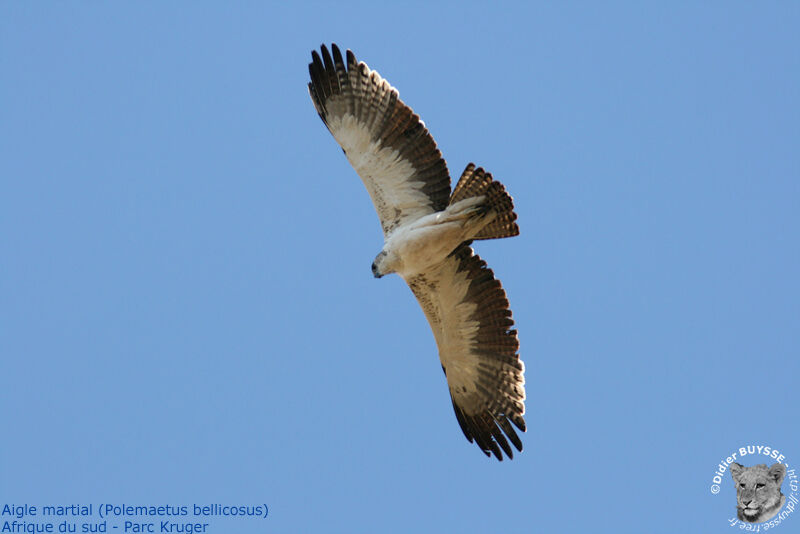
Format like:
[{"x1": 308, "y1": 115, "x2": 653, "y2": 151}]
[
  {"x1": 407, "y1": 244, "x2": 526, "y2": 460},
  {"x1": 308, "y1": 44, "x2": 451, "y2": 237}
]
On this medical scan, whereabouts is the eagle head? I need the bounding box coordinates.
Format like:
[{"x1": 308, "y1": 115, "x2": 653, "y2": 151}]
[{"x1": 372, "y1": 250, "x2": 398, "y2": 279}]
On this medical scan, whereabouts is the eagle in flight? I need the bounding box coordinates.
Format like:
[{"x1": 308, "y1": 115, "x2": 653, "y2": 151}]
[{"x1": 308, "y1": 44, "x2": 526, "y2": 460}]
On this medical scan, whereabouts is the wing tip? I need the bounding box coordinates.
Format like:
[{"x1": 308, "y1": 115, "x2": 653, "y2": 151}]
[
  {"x1": 451, "y1": 396, "x2": 525, "y2": 461},
  {"x1": 309, "y1": 43, "x2": 351, "y2": 121}
]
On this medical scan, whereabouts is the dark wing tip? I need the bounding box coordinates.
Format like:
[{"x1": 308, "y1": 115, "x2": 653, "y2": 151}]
[
  {"x1": 331, "y1": 43, "x2": 344, "y2": 68},
  {"x1": 451, "y1": 397, "x2": 524, "y2": 461},
  {"x1": 309, "y1": 44, "x2": 351, "y2": 122},
  {"x1": 320, "y1": 43, "x2": 334, "y2": 71}
]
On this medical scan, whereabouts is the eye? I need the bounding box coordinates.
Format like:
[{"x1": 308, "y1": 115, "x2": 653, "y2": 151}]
[
  {"x1": 740, "y1": 483, "x2": 746, "y2": 488},
  {"x1": 757, "y1": 483, "x2": 765, "y2": 489}
]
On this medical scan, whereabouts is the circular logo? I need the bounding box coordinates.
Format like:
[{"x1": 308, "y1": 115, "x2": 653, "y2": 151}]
[{"x1": 709, "y1": 445, "x2": 797, "y2": 529}]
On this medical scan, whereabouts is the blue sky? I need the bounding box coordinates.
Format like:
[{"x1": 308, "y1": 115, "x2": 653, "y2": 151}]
[{"x1": 1, "y1": 2, "x2": 798, "y2": 533}]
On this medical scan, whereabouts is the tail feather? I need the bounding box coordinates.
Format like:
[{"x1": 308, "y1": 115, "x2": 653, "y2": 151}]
[{"x1": 450, "y1": 163, "x2": 519, "y2": 240}]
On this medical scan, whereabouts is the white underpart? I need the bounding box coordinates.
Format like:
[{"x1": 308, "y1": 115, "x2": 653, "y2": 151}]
[
  {"x1": 382, "y1": 196, "x2": 489, "y2": 277},
  {"x1": 327, "y1": 114, "x2": 435, "y2": 236}
]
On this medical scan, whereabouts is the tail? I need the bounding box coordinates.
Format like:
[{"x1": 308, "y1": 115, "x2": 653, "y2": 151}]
[{"x1": 450, "y1": 163, "x2": 520, "y2": 240}]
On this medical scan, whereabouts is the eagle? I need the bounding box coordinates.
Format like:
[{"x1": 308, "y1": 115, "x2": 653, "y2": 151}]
[{"x1": 308, "y1": 44, "x2": 526, "y2": 460}]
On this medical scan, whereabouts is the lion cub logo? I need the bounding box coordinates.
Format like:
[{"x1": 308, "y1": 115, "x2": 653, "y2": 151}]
[{"x1": 730, "y1": 462, "x2": 787, "y2": 523}]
